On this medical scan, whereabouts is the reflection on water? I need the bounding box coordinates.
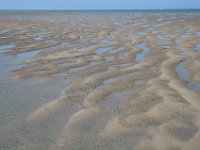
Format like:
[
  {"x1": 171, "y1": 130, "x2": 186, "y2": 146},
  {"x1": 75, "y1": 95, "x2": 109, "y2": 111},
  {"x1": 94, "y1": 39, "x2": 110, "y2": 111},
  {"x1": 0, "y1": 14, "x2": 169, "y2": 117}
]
[
  {"x1": 0, "y1": 50, "x2": 42, "y2": 78},
  {"x1": 188, "y1": 82, "x2": 200, "y2": 92},
  {"x1": 176, "y1": 61, "x2": 189, "y2": 81},
  {"x1": 135, "y1": 39, "x2": 150, "y2": 63},
  {"x1": 135, "y1": 32, "x2": 145, "y2": 35},
  {"x1": 196, "y1": 32, "x2": 200, "y2": 37},
  {"x1": 33, "y1": 36, "x2": 45, "y2": 41},
  {"x1": 110, "y1": 47, "x2": 123, "y2": 54},
  {"x1": 0, "y1": 44, "x2": 15, "y2": 50},
  {"x1": 0, "y1": 49, "x2": 12, "y2": 53},
  {"x1": 0, "y1": 47, "x2": 71, "y2": 125},
  {"x1": 0, "y1": 36, "x2": 7, "y2": 39},
  {"x1": 179, "y1": 51, "x2": 189, "y2": 57},
  {"x1": 196, "y1": 44, "x2": 200, "y2": 52},
  {"x1": 16, "y1": 50, "x2": 41, "y2": 62},
  {"x1": 0, "y1": 44, "x2": 15, "y2": 53},
  {"x1": 105, "y1": 55, "x2": 112, "y2": 61},
  {"x1": 150, "y1": 66, "x2": 159, "y2": 73},
  {"x1": 102, "y1": 38, "x2": 117, "y2": 45},
  {"x1": 176, "y1": 61, "x2": 200, "y2": 92},
  {"x1": 96, "y1": 47, "x2": 111, "y2": 54}
]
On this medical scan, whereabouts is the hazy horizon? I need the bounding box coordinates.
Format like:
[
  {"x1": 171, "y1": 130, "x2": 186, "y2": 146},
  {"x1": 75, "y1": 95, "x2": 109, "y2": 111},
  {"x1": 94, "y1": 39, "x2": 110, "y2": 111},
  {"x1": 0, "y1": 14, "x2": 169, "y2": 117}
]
[{"x1": 0, "y1": 0, "x2": 200, "y2": 10}]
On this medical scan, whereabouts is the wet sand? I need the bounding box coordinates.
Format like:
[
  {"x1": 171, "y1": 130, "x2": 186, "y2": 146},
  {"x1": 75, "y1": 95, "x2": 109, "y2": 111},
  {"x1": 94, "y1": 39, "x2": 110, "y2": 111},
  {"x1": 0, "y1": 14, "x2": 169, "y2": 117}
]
[{"x1": 0, "y1": 11, "x2": 200, "y2": 150}]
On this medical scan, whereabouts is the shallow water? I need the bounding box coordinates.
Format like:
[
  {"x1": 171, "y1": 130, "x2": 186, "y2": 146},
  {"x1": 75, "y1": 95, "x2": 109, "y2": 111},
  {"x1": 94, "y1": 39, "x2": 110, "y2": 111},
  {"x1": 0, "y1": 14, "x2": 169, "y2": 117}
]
[
  {"x1": 176, "y1": 51, "x2": 200, "y2": 92},
  {"x1": 16, "y1": 50, "x2": 41, "y2": 62},
  {"x1": 196, "y1": 44, "x2": 200, "y2": 52},
  {"x1": 180, "y1": 51, "x2": 189, "y2": 57},
  {"x1": 150, "y1": 66, "x2": 159, "y2": 73},
  {"x1": 0, "y1": 47, "x2": 71, "y2": 126},
  {"x1": 96, "y1": 46, "x2": 112, "y2": 54},
  {"x1": 33, "y1": 36, "x2": 45, "y2": 41},
  {"x1": 0, "y1": 44, "x2": 15, "y2": 50},
  {"x1": 135, "y1": 39, "x2": 150, "y2": 63},
  {"x1": 0, "y1": 49, "x2": 43, "y2": 79},
  {"x1": 188, "y1": 82, "x2": 200, "y2": 92},
  {"x1": 0, "y1": 36, "x2": 7, "y2": 39},
  {"x1": 196, "y1": 32, "x2": 200, "y2": 36},
  {"x1": 176, "y1": 61, "x2": 200, "y2": 92},
  {"x1": 0, "y1": 49, "x2": 12, "y2": 53},
  {"x1": 110, "y1": 47, "x2": 123, "y2": 54},
  {"x1": 135, "y1": 32, "x2": 145, "y2": 35},
  {"x1": 102, "y1": 38, "x2": 117, "y2": 46},
  {"x1": 176, "y1": 61, "x2": 190, "y2": 81},
  {"x1": 0, "y1": 44, "x2": 15, "y2": 53},
  {"x1": 105, "y1": 55, "x2": 112, "y2": 61}
]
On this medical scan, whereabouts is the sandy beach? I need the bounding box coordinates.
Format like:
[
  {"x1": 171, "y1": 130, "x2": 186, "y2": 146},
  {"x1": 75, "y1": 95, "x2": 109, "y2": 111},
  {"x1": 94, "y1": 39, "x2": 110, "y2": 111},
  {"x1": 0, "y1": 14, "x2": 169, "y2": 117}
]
[{"x1": 0, "y1": 11, "x2": 200, "y2": 150}]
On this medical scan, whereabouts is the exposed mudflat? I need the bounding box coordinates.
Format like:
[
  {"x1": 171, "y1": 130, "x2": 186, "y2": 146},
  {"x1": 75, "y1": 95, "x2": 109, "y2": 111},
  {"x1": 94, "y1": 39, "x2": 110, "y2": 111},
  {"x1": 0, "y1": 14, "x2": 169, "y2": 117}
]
[{"x1": 0, "y1": 11, "x2": 200, "y2": 150}]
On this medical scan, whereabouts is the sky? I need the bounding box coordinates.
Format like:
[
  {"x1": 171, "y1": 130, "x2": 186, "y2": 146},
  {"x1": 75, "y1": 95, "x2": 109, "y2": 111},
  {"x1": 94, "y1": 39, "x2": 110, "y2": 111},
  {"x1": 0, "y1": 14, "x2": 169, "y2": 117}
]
[{"x1": 0, "y1": 0, "x2": 200, "y2": 10}]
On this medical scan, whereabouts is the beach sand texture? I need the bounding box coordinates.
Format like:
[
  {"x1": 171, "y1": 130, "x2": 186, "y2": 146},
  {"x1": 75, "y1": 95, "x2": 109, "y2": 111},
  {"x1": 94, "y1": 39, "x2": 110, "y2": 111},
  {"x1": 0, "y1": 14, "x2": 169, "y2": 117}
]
[{"x1": 0, "y1": 11, "x2": 200, "y2": 150}]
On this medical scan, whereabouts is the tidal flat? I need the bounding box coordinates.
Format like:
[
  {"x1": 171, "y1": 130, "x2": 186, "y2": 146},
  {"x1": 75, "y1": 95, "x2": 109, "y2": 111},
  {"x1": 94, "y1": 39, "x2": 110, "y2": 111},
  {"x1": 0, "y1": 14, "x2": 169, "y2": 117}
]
[{"x1": 0, "y1": 11, "x2": 200, "y2": 150}]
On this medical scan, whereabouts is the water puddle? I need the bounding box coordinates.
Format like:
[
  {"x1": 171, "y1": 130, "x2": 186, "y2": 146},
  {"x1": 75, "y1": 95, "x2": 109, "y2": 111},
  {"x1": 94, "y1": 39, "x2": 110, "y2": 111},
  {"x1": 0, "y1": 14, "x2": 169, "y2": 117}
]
[
  {"x1": 150, "y1": 66, "x2": 159, "y2": 74},
  {"x1": 156, "y1": 23, "x2": 165, "y2": 27},
  {"x1": 110, "y1": 47, "x2": 123, "y2": 54},
  {"x1": 102, "y1": 39, "x2": 116, "y2": 46},
  {"x1": 105, "y1": 55, "x2": 112, "y2": 61},
  {"x1": 0, "y1": 44, "x2": 15, "y2": 50},
  {"x1": 53, "y1": 71, "x2": 67, "y2": 78},
  {"x1": 96, "y1": 47, "x2": 112, "y2": 54},
  {"x1": 181, "y1": 29, "x2": 192, "y2": 40},
  {"x1": 142, "y1": 25, "x2": 150, "y2": 27},
  {"x1": 0, "y1": 44, "x2": 15, "y2": 53},
  {"x1": 180, "y1": 51, "x2": 189, "y2": 57},
  {"x1": 0, "y1": 36, "x2": 7, "y2": 39},
  {"x1": 25, "y1": 32, "x2": 31, "y2": 35},
  {"x1": 57, "y1": 61, "x2": 75, "y2": 67},
  {"x1": 33, "y1": 36, "x2": 45, "y2": 41},
  {"x1": 0, "y1": 49, "x2": 12, "y2": 53},
  {"x1": 118, "y1": 54, "x2": 125, "y2": 59},
  {"x1": 118, "y1": 52, "x2": 128, "y2": 60},
  {"x1": 164, "y1": 34, "x2": 172, "y2": 38},
  {"x1": 135, "y1": 32, "x2": 145, "y2": 35},
  {"x1": 69, "y1": 66, "x2": 87, "y2": 72},
  {"x1": 196, "y1": 32, "x2": 200, "y2": 37},
  {"x1": 157, "y1": 18, "x2": 164, "y2": 22},
  {"x1": 195, "y1": 44, "x2": 200, "y2": 52},
  {"x1": 16, "y1": 50, "x2": 41, "y2": 62},
  {"x1": 187, "y1": 82, "x2": 200, "y2": 92},
  {"x1": 0, "y1": 50, "x2": 42, "y2": 79},
  {"x1": 176, "y1": 61, "x2": 200, "y2": 92},
  {"x1": 175, "y1": 39, "x2": 180, "y2": 48},
  {"x1": 134, "y1": 80, "x2": 144, "y2": 86},
  {"x1": 176, "y1": 61, "x2": 189, "y2": 81},
  {"x1": 135, "y1": 39, "x2": 150, "y2": 63},
  {"x1": 80, "y1": 45, "x2": 97, "y2": 51},
  {"x1": 91, "y1": 62, "x2": 100, "y2": 65}
]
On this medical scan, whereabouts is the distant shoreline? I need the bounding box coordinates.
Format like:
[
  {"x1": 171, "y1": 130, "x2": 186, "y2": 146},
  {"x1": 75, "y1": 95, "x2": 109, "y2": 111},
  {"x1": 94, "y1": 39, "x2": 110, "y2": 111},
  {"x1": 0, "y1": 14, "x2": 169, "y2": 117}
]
[{"x1": 0, "y1": 9, "x2": 200, "y2": 13}]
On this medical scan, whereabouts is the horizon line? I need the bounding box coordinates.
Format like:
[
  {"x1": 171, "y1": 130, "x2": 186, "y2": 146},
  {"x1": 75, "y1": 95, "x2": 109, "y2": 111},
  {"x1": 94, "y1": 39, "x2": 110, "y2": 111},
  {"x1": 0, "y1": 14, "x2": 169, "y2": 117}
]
[{"x1": 0, "y1": 8, "x2": 200, "y2": 11}]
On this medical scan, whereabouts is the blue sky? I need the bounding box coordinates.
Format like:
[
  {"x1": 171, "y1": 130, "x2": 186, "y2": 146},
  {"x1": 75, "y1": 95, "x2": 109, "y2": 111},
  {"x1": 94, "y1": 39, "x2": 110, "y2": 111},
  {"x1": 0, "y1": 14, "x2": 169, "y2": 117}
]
[{"x1": 0, "y1": 0, "x2": 200, "y2": 10}]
